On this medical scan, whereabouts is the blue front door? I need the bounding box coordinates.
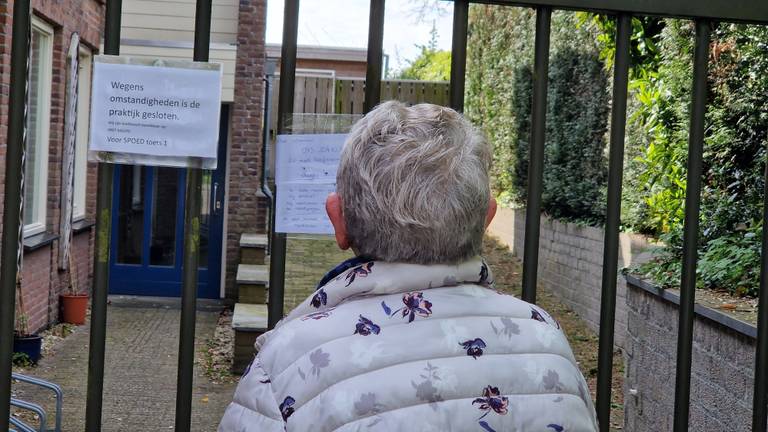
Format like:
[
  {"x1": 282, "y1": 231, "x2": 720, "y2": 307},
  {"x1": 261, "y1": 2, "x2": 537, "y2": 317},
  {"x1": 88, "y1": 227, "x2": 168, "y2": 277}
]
[{"x1": 108, "y1": 105, "x2": 229, "y2": 299}]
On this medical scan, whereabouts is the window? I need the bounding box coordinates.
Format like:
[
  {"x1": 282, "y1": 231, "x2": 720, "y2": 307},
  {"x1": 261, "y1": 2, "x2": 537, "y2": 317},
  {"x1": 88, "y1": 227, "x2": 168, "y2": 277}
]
[
  {"x1": 73, "y1": 48, "x2": 92, "y2": 220},
  {"x1": 23, "y1": 17, "x2": 53, "y2": 236}
]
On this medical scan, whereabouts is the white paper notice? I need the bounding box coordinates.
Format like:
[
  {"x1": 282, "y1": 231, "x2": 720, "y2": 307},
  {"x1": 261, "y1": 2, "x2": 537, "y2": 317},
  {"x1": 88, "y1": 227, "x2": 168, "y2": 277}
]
[
  {"x1": 275, "y1": 134, "x2": 347, "y2": 234},
  {"x1": 89, "y1": 57, "x2": 222, "y2": 160}
]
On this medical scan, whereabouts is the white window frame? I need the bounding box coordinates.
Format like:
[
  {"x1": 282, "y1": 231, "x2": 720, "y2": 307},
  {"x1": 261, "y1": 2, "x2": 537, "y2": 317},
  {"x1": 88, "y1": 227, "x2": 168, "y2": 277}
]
[
  {"x1": 72, "y1": 47, "x2": 92, "y2": 221},
  {"x1": 23, "y1": 17, "x2": 54, "y2": 237}
]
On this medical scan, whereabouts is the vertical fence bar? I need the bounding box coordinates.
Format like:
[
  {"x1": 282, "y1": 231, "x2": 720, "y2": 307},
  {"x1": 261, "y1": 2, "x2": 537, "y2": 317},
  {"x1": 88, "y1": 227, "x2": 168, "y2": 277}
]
[
  {"x1": 174, "y1": 0, "x2": 212, "y2": 430},
  {"x1": 0, "y1": 1, "x2": 30, "y2": 431},
  {"x1": 268, "y1": 0, "x2": 299, "y2": 329},
  {"x1": 673, "y1": 19, "x2": 711, "y2": 432},
  {"x1": 364, "y1": 0, "x2": 385, "y2": 113},
  {"x1": 85, "y1": 1, "x2": 121, "y2": 430},
  {"x1": 754, "y1": 154, "x2": 768, "y2": 432},
  {"x1": 596, "y1": 13, "x2": 632, "y2": 432},
  {"x1": 449, "y1": 0, "x2": 468, "y2": 112},
  {"x1": 521, "y1": 6, "x2": 551, "y2": 305}
]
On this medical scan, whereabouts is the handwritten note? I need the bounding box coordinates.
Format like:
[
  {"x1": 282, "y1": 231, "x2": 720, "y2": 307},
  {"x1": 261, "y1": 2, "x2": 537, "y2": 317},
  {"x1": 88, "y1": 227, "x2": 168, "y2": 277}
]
[{"x1": 274, "y1": 134, "x2": 347, "y2": 234}]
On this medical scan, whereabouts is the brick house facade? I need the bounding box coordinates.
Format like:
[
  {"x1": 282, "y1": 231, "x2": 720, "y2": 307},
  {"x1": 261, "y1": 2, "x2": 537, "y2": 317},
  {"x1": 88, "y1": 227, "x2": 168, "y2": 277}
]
[
  {"x1": 0, "y1": 0, "x2": 273, "y2": 333},
  {"x1": 225, "y1": 0, "x2": 269, "y2": 299},
  {"x1": 0, "y1": 0, "x2": 104, "y2": 333}
]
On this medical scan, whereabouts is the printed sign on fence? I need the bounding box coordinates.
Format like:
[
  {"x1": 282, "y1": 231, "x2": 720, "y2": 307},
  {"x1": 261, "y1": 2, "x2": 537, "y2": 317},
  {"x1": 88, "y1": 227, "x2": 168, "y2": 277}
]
[
  {"x1": 88, "y1": 55, "x2": 222, "y2": 168},
  {"x1": 274, "y1": 134, "x2": 347, "y2": 234}
]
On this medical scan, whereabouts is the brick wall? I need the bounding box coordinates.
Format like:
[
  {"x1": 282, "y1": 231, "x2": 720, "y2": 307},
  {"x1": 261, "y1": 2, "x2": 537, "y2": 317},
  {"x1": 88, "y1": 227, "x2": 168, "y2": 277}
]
[
  {"x1": 0, "y1": 0, "x2": 103, "y2": 333},
  {"x1": 625, "y1": 280, "x2": 760, "y2": 431},
  {"x1": 487, "y1": 207, "x2": 653, "y2": 349},
  {"x1": 226, "y1": 0, "x2": 268, "y2": 299}
]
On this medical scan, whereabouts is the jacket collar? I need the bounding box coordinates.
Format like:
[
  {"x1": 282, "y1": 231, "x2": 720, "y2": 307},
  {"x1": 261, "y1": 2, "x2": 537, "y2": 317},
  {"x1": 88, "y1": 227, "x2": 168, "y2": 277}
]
[{"x1": 283, "y1": 256, "x2": 494, "y2": 323}]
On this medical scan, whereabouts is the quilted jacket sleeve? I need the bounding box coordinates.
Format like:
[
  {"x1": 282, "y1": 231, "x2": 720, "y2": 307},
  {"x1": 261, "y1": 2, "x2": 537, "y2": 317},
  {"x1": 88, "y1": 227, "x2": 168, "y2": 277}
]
[{"x1": 218, "y1": 358, "x2": 286, "y2": 432}]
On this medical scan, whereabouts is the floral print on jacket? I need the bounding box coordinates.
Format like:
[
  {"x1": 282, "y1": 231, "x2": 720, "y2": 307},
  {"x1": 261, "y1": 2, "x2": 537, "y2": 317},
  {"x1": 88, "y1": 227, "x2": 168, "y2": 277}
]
[{"x1": 218, "y1": 257, "x2": 598, "y2": 432}]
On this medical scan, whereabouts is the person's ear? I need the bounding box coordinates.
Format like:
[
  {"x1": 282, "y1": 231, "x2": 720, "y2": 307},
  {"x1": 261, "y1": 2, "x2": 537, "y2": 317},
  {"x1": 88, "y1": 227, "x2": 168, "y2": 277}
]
[
  {"x1": 326, "y1": 192, "x2": 351, "y2": 250},
  {"x1": 485, "y1": 196, "x2": 498, "y2": 229}
]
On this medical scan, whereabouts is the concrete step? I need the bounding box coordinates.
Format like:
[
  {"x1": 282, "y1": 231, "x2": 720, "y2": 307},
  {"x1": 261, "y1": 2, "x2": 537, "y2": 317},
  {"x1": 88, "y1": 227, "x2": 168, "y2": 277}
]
[
  {"x1": 237, "y1": 264, "x2": 269, "y2": 304},
  {"x1": 232, "y1": 303, "x2": 269, "y2": 374},
  {"x1": 240, "y1": 233, "x2": 269, "y2": 265}
]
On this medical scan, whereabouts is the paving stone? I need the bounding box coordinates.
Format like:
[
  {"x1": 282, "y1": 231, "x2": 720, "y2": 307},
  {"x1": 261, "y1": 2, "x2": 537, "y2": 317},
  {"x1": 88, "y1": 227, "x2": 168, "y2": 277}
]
[{"x1": 11, "y1": 302, "x2": 235, "y2": 431}]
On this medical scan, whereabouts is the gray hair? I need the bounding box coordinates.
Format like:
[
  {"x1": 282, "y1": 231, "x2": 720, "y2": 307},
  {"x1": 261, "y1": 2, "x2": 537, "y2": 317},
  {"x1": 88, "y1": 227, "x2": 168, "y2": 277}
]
[{"x1": 337, "y1": 101, "x2": 492, "y2": 264}]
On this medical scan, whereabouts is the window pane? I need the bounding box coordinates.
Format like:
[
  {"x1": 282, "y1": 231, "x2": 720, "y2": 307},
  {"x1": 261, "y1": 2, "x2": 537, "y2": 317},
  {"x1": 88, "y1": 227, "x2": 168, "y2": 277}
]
[
  {"x1": 117, "y1": 166, "x2": 145, "y2": 264},
  {"x1": 149, "y1": 168, "x2": 179, "y2": 266},
  {"x1": 24, "y1": 29, "x2": 43, "y2": 226},
  {"x1": 73, "y1": 51, "x2": 92, "y2": 219}
]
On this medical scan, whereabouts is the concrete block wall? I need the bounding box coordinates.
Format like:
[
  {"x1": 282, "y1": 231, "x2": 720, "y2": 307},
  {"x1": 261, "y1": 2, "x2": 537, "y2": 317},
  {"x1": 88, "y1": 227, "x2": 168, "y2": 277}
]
[
  {"x1": 625, "y1": 281, "x2": 760, "y2": 431},
  {"x1": 487, "y1": 207, "x2": 654, "y2": 348}
]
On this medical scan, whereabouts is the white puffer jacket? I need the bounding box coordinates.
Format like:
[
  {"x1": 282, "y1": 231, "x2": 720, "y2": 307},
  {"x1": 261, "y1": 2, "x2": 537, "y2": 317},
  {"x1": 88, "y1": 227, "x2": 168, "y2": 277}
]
[{"x1": 219, "y1": 257, "x2": 598, "y2": 432}]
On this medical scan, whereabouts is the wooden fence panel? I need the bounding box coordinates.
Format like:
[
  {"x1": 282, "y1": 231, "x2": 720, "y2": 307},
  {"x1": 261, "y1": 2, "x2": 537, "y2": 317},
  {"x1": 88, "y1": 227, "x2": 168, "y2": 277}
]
[{"x1": 333, "y1": 79, "x2": 450, "y2": 114}]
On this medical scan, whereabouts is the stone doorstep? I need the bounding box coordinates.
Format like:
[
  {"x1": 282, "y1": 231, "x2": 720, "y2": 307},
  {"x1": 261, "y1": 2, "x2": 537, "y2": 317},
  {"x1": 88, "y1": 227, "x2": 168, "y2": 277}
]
[
  {"x1": 240, "y1": 233, "x2": 269, "y2": 249},
  {"x1": 232, "y1": 303, "x2": 269, "y2": 331},
  {"x1": 236, "y1": 264, "x2": 269, "y2": 286},
  {"x1": 232, "y1": 303, "x2": 268, "y2": 374}
]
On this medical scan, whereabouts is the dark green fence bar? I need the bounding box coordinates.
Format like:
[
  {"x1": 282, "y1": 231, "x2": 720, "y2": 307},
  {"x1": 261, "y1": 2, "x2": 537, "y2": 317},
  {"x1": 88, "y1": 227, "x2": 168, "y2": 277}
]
[
  {"x1": 521, "y1": 6, "x2": 551, "y2": 305},
  {"x1": 0, "y1": 1, "x2": 30, "y2": 431},
  {"x1": 174, "y1": 0, "x2": 213, "y2": 430},
  {"x1": 268, "y1": 0, "x2": 299, "y2": 329},
  {"x1": 449, "y1": 0, "x2": 469, "y2": 112},
  {"x1": 595, "y1": 13, "x2": 631, "y2": 432},
  {"x1": 754, "y1": 130, "x2": 768, "y2": 430},
  {"x1": 478, "y1": 0, "x2": 768, "y2": 24},
  {"x1": 364, "y1": 0, "x2": 385, "y2": 113},
  {"x1": 673, "y1": 18, "x2": 710, "y2": 432},
  {"x1": 85, "y1": 1, "x2": 121, "y2": 430}
]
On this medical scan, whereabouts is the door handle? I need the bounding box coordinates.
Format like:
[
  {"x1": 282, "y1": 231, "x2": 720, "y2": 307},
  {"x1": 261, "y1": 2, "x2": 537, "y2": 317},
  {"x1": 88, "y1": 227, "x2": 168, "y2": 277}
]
[{"x1": 213, "y1": 182, "x2": 221, "y2": 215}]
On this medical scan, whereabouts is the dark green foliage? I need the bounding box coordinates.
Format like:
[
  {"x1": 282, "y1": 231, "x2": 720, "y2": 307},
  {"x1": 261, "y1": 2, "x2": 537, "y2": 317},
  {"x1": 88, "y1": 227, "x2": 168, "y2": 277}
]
[
  {"x1": 466, "y1": 6, "x2": 535, "y2": 206},
  {"x1": 542, "y1": 47, "x2": 609, "y2": 222},
  {"x1": 467, "y1": 7, "x2": 609, "y2": 220},
  {"x1": 468, "y1": 6, "x2": 768, "y2": 297}
]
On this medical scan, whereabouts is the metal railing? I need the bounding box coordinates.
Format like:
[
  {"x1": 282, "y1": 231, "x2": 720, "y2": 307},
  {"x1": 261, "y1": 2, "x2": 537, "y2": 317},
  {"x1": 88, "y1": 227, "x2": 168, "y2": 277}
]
[
  {"x1": 268, "y1": 1, "x2": 768, "y2": 432},
  {"x1": 2, "y1": 0, "x2": 768, "y2": 431}
]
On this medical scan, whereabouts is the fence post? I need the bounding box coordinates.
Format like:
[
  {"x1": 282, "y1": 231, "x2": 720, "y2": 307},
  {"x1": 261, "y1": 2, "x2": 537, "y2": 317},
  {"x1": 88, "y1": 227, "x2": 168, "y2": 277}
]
[
  {"x1": 85, "y1": 1, "x2": 121, "y2": 430},
  {"x1": 673, "y1": 19, "x2": 711, "y2": 432},
  {"x1": 0, "y1": 1, "x2": 30, "y2": 431},
  {"x1": 173, "y1": 0, "x2": 213, "y2": 430},
  {"x1": 268, "y1": 0, "x2": 299, "y2": 329},
  {"x1": 596, "y1": 13, "x2": 632, "y2": 431},
  {"x1": 364, "y1": 0, "x2": 385, "y2": 113},
  {"x1": 450, "y1": 0, "x2": 468, "y2": 112},
  {"x1": 521, "y1": 6, "x2": 551, "y2": 305}
]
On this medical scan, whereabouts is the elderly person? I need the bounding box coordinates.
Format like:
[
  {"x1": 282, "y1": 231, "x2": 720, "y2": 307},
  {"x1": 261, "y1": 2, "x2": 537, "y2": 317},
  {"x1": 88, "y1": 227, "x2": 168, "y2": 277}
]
[{"x1": 219, "y1": 101, "x2": 598, "y2": 432}]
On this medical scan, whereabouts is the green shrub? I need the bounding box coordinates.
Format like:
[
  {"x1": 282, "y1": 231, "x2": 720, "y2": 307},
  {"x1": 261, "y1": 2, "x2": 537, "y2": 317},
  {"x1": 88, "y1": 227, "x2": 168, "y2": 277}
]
[{"x1": 467, "y1": 8, "x2": 609, "y2": 221}]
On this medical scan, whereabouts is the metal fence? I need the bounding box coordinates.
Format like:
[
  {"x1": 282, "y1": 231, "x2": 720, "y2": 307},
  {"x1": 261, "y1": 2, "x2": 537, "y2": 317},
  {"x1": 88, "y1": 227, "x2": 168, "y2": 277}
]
[{"x1": 2, "y1": 0, "x2": 768, "y2": 431}]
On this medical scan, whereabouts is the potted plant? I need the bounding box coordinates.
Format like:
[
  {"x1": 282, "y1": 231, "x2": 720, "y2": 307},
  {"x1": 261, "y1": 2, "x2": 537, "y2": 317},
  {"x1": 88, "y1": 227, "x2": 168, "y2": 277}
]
[
  {"x1": 60, "y1": 253, "x2": 88, "y2": 325},
  {"x1": 13, "y1": 283, "x2": 42, "y2": 364}
]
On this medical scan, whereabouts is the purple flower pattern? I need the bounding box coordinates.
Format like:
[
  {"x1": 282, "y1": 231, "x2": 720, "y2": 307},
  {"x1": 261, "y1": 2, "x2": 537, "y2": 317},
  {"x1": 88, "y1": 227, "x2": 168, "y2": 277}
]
[
  {"x1": 354, "y1": 315, "x2": 381, "y2": 336},
  {"x1": 345, "y1": 262, "x2": 374, "y2": 286},
  {"x1": 383, "y1": 292, "x2": 433, "y2": 323},
  {"x1": 472, "y1": 385, "x2": 509, "y2": 420},
  {"x1": 460, "y1": 338, "x2": 487, "y2": 359},
  {"x1": 279, "y1": 396, "x2": 295, "y2": 421},
  {"x1": 311, "y1": 288, "x2": 327, "y2": 308}
]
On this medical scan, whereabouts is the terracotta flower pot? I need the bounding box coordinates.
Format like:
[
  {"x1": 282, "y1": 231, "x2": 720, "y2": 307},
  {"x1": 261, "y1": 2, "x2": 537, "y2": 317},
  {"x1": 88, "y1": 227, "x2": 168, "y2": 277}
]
[{"x1": 60, "y1": 294, "x2": 89, "y2": 325}]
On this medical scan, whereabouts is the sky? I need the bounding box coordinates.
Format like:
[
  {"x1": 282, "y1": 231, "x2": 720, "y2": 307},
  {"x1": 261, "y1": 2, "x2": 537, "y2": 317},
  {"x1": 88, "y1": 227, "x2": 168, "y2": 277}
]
[{"x1": 266, "y1": 0, "x2": 454, "y2": 74}]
